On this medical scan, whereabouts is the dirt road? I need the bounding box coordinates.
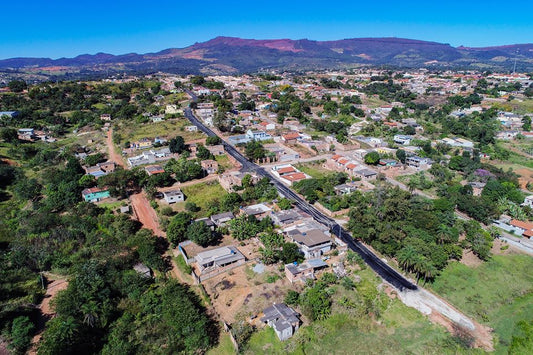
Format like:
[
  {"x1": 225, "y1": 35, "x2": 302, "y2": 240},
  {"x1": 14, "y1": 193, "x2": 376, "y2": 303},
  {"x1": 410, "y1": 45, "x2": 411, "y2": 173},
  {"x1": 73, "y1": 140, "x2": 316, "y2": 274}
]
[
  {"x1": 106, "y1": 128, "x2": 125, "y2": 168},
  {"x1": 130, "y1": 192, "x2": 165, "y2": 237}
]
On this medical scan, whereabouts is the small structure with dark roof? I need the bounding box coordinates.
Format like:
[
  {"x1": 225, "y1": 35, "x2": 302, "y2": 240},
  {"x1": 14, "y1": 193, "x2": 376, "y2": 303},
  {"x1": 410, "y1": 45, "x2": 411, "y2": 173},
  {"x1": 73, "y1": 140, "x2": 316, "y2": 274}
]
[
  {"x1": 210, "y1": 211, "x2": 235, "y2": 226},
  {"x1": 260, "y1": 303, "x2": 300, "y2": 341}
]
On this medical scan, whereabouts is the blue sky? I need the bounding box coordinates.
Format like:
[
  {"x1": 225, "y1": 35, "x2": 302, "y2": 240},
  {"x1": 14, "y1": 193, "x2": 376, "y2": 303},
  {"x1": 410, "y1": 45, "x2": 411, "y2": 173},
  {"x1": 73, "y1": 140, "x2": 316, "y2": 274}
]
[{"x1": 1, "y1": 0, "x2": 531, "y2": 59}]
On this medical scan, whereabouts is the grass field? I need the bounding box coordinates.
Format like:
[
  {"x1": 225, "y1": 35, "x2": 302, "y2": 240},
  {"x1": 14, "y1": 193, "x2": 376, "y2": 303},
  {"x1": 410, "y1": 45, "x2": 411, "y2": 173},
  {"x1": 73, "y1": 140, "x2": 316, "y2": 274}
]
[
  {"x1": 117, "y1": 118, "x2": 205, "y2": 143},
  {"x1": 207, "y1": 332, "x2": 236, "y2": 355},
  {"x1": 174, "y1": 181, "x2": 228, "y2": 217},
  {"x1": 430, "y1": 255, "x2": 533, "y2": 353},
  {"x1": 215, "y1": 154, "x2": 235, "y2": 171},
  {"x1": 295, "y1": 161, "x2": 330, "y2": 179}
]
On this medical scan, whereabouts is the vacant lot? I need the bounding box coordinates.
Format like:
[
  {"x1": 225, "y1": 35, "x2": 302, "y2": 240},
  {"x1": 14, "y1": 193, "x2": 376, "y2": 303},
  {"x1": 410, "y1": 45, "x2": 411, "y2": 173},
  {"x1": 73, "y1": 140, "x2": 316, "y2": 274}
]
[
  {"x1": 295, "y1": 161, "x2": 330, "y2": 179},
  {"x1": 168, "y1": 180, "x2": 228, "y2": 217},
  {"x1": 203, "y1": 259, "x2": 296, "y2": 324},
  {"x1": 117, "y1": 118, "x2": 205, "y2": 143},
  {"x1": 243, "y1": 268, "x2": 477, "y2": 355},
  {"x1": 430, "y1": 254, "x2": 533, "y2": 353}
]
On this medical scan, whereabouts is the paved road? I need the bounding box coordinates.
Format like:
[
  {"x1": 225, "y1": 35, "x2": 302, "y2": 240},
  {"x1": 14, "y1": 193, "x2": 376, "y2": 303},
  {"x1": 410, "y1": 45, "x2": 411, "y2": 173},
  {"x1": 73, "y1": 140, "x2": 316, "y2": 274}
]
[{"x1": 183, "y1": 105, "x2": 417, "y2": 291}]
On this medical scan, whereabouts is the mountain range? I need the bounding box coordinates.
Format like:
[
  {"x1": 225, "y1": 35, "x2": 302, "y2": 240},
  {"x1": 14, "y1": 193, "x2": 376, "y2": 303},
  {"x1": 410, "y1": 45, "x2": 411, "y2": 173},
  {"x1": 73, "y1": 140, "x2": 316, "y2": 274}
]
[{"x1": 1, "y1": 37, "x2": 532, "y2": 78}]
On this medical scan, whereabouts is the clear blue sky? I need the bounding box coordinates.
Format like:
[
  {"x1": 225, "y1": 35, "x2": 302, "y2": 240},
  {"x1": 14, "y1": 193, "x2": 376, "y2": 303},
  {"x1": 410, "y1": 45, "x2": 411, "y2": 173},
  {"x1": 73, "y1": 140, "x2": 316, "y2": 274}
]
[{"x1": 1, "y1": 0, "x2": 531, "y2": 59}]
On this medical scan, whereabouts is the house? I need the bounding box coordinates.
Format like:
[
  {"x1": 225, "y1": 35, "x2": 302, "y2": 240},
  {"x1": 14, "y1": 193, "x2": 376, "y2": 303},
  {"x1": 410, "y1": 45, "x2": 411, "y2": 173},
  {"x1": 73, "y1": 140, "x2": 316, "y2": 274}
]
[
  {"x1": 195, "y1": 246, "x2": 245, "y2": 273},
  {"x1": 133, "y1": 138, "x2": 153, "y2": 149},
  {"x1": 353, "y1": 168, "x2": 378, "y2": 180},
  {"x1": 151, "y1": 115, "x2": 164, "y2": 123},
  {"x1": 393, "y1": 135, "x2": 413, "y2": 145},
  {"x1": 406, "y1": 156, "x2": 433, "y2": 170},
  {"x1": 509, "y1": 220, "x2": 533, "y2": 237},
  {"x1": 333, "y1": 183, "x2": 357, "y2": 195},
  {"x1": 261, "y1": 303, "x2": 300, "y2": 341},
  {"x1": 271, "y1": 209, "x2": 305, "y2": 226},
  {"x1": 201, "y1": 159, "x2": 219, "y2": 174},
  {"x1": 241, "y1": 203, "x2": 272, "y2": 219},
  {"x1": 522, "y1": 195, "x2": 533, "y2": 209},
  {"x1": 162, "y1": 189, "x2": 184, "y2": 204},
  {"x1": 284, "y1": 258, "x2": 328, "y2": 283},
  {"x1": 379, "y1": 159, "x2": 398, "y2": 167},
  {"x1": 133, "y1": 263, "x2": 153, "y2": 278},
  {"x1": 145, "y1": 165, "x2": 165, "y2": 175},
  {"x1": 218, "y1": 171, "x2": 259, "y2": 192},
  {"x1": 186, "y1": 125, "x2": 198, "y2": 132},
  {"x1": 246, "y1": 129, "x2": 272, "y2": 141},
  {"x1": 194, "y1": 217, "x2": 216, "y2": 230},
  {"x1": 82, "y1": 187, "x2": 110, "y2": 202},
  {"x1": 0, "y1": 111, "x2": 19, "y2": 118},
  {"x1": 210, "y1": 211, "x2": 235, "y2": 226},
  {"x1": 100, "y1": 114, "x2": 111, "y2": 121},
  {"x1": 258, "y1": 121, "x2": 276, "y2": 131},
  {"x1": 281, "y1": 132, "x2": 300, "y2": 144},
  {"x1": 289, "y1": 229, "x2": 333, "y2": 259},
  {"x1": 207, "y1": 144, "x2": 224, "y2": 156},
  {"x1": 280, "y1": 172, "x2": 308, "y2": 186}
]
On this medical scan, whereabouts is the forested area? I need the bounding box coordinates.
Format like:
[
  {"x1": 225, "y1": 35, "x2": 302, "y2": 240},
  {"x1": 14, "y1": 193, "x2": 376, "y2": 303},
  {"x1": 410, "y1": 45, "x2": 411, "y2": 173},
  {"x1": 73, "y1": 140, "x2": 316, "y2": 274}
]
[
  {"x1": 347, "y1": 186, "x2": 493, "y2": 282},
  {"x1": 0, "y1": 141, "x2": 216, "y2": 354}
]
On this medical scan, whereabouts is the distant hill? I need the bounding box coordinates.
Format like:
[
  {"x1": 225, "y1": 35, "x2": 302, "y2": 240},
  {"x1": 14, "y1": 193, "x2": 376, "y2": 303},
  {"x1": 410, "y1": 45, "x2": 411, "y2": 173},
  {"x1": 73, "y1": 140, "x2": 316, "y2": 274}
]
[{"x1": 1, "y1": 36, "x2": 532, "y2": 78}]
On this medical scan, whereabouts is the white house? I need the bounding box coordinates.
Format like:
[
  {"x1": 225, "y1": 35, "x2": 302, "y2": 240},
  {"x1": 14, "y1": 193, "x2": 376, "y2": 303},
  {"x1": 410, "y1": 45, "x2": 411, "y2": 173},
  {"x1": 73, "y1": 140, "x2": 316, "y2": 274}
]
[{"x1": 162, "y1": 189, "x2": 184, "y2": 204}]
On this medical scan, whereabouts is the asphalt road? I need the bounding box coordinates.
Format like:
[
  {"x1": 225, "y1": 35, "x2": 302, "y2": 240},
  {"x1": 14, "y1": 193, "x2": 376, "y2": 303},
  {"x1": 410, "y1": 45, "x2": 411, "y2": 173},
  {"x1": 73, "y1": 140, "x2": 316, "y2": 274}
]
[{"x1": 183, "y1": 104, "x2": 417, "y2": 291}]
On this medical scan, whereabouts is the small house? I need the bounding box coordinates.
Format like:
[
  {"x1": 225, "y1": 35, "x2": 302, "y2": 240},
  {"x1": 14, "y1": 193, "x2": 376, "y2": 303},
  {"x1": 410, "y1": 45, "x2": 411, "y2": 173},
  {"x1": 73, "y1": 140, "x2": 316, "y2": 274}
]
[
  {"x1": 201, "y1": 160, "x2": 219, "y2": 174},
  {"x1": 210, "y1": 211, "x2": 235, "y2": 226},
  {"x1": 82, "y1": 187, "x2": 110, "y2": 202},
  {"x1": 195, "y1": 246, "x2": 245, "y2": 273},
  {"x1": 162, "y1": 189, "x2": 184, "y2": 204},
  {"x1": 260, "y1": 303, "x2": 300, "y2": 341}
]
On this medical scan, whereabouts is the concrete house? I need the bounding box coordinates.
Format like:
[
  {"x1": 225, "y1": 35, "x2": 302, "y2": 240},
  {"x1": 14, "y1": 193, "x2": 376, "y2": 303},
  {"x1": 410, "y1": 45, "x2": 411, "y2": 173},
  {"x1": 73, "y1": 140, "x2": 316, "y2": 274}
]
[
  {"x1": 195, "y1": 246, "x2": 245, "y2": 273},
  {"x1": 162, "y1": 189, "x2": 185, "y2": 204},
  {"x1": 261, "y1": 303, "x2": 300, "y2": 341},
  {"x1": 285, "y1": 259, "x2": 328, "y2": 283},
  {"x1": 241, "y1": 203, "x2": 272, "y2": 220}
]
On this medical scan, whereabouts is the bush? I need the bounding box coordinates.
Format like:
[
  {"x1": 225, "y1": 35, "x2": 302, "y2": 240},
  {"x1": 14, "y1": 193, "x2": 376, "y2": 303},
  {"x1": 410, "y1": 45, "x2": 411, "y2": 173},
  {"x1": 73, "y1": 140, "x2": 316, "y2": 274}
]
[
  {"x1": 160, "y1": 206, "x2": 174, "y2": 216},
  {"x1": 285, "y1": 290, "x2": 300, "y2": 305}
]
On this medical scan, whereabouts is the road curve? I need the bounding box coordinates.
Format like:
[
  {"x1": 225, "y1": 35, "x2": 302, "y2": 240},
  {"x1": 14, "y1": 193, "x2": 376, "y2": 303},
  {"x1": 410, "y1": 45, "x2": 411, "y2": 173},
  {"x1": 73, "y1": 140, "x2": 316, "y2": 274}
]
[{"x1": 183, "y1": 102, "x2": 417, "y2": 291}]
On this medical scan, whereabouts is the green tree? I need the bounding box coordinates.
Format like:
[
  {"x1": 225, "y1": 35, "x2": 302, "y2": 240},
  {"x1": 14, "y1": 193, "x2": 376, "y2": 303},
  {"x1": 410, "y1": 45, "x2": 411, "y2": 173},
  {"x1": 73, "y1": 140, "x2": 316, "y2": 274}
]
[
  {"x1": 169, "y1": 136, "x2": 186, "y2": 154},
  {"x1": 229, "y1": 215, "x2": 259, "y2": 241},
  {"x1": 0, "y1": 127, "x2": 18, "y2": 143},
  {"x1": 8, "y1": 80, "x2": 27, "y2": 92},
  {"x1": 9, "y1": 316, "x2": 35, "y2": 354},
  {"x1": 277, "y1": 198, "x2": 293, "y2": 210},
  {"x1": 364, "y1": 151, "x2": 380, "y2": 165},
  {"x1": 186, "y1": 221, "x2": 215, "y2": 247},
  {"x1": 167, "y1": 212, "x2": 192, "y2": 246},
  {"x1": 395, "y1": 149, "x2": 406, "y2": 164}
]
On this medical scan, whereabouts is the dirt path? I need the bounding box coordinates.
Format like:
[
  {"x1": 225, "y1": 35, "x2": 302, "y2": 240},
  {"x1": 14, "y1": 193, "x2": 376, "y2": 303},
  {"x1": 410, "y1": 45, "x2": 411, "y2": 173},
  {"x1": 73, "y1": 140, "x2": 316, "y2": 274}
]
[
  {"x1": 130, "y1": 192, "x2": 165, "y2": 237},
  {"x1": 106, "y1": 128, "x2": 125, "y2": 168},
  {"x1": 28, "y1": 274, "x2": 69, "y2": 354}
]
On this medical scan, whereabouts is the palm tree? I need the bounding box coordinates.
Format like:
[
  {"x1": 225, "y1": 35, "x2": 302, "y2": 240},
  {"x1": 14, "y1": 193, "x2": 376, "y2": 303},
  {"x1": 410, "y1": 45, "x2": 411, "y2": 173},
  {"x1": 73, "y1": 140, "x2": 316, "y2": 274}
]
[
  {"x1": 436, "y1": 224, "x2": 452, "y2": 244},
  {"x1": 397, "y1": 246, "x2": 418, "y2": 273},
  {"x1": 81, "y1": 301, "x2": 99, "y2": 327}
]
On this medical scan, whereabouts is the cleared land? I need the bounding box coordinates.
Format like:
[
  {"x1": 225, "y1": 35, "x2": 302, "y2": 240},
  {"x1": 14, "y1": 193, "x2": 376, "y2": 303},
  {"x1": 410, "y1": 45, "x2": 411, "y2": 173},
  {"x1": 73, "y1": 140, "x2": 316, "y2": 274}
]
[
  {"x1": 242, "y1": 268, "x2": 480, "y2": 355},
  {"x1": 430, "y1": 254, "x2": 533, "y2": 353}
]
